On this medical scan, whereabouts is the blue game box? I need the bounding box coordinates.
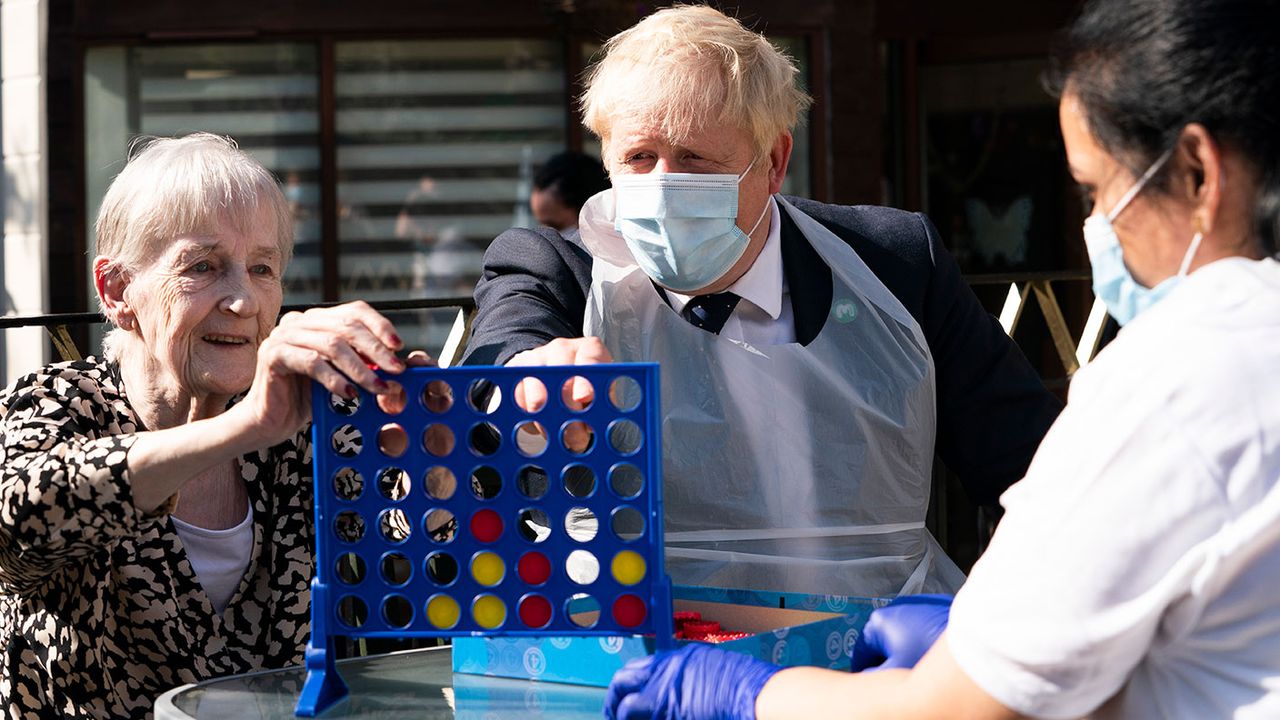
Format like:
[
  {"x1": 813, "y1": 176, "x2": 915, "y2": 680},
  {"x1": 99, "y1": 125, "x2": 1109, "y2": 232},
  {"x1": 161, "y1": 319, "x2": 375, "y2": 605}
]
[{"x1": 452, "y1": 585, "x2": 887, "y2": 687}]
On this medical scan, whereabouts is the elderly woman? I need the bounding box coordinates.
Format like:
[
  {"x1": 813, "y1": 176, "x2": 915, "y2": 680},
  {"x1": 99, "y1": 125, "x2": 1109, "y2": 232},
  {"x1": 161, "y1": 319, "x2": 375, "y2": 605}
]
[
  {"x1": 464, "y1": 6, "x2": 1059, "y2": 599},
  {"x1": 0, "y1": 133, "x2": 414, "y2": 718},
  {"x1": 605, "y1": 0, "x2": 1280, "y2": 718}
]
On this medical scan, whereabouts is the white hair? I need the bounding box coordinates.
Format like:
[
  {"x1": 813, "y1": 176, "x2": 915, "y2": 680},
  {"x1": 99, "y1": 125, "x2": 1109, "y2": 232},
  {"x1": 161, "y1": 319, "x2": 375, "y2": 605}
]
[
  {"x1": 580, "y1": 5, "x2": 812, "y2": 160},
  {"x1": 93, "y1": 133, "x2": 293, "y2": 358}
]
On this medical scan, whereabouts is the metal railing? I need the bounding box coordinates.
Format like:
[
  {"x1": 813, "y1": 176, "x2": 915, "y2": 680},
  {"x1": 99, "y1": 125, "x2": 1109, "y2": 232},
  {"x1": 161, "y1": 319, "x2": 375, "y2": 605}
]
[
  {"x1": 0, "y1": 272, "x2": 1106, "y2": 374},
  {"x1": 967, "y1": 270, "x2": 1106, "y2": 376},
  {"x1": 0, "y1": 297, "x2": 479, "y2": 369}
]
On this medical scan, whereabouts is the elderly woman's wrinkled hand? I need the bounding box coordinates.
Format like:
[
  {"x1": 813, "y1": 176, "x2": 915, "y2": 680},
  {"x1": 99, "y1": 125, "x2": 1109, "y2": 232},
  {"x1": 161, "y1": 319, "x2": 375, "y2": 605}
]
[
  {"x1": 229, "y1": 300, "x2": 421, "y2": 447},
  {"x1": 371, "y1": 350, "x2": 436, "y2": 457}
]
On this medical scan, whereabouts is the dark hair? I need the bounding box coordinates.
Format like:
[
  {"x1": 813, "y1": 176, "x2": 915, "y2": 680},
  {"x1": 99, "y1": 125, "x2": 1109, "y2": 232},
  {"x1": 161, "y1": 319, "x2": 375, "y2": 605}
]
[
  {"x1": 1046, "y1": 0, "x2": 1280, "y2": 253},
  {"x1": 532, "y1": 152, "x2": 610, "y2": 213}
]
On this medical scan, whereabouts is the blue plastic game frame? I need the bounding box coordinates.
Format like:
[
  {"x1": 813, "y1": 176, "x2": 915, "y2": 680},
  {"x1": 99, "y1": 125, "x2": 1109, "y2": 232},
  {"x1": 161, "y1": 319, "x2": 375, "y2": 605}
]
[{"x1": 297, "y1": 363, "x2": 673, "y2": 716}]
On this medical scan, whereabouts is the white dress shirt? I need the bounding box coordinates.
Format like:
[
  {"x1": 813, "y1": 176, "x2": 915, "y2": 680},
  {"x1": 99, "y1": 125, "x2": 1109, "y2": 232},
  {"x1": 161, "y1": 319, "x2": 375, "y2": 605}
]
[{"x1": 665, "y1": 196, "x2": 797, "y2": 345}]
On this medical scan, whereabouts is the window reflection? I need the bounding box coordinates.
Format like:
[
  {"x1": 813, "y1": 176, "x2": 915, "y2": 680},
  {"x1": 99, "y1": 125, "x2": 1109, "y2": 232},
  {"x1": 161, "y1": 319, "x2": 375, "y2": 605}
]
[{"x1": 334, "y1": 39, "x2": 567, "y2": 350}]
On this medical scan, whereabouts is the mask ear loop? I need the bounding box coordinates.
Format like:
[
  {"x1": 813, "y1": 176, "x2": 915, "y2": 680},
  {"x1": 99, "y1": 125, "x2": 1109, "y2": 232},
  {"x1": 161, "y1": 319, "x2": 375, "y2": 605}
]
[
  {"x1": 737, "y1": 156, "x2": 768, "y2": 238},
  {"x1": 744, "y1": 199, "x2": 770, "y2": 239},
  {"x1": 1177, "y1": 233, "x2": 1203, "y2": 276},
  {"x1": 1108, "y1": 147, "x2": 1176, "y2": 222}
]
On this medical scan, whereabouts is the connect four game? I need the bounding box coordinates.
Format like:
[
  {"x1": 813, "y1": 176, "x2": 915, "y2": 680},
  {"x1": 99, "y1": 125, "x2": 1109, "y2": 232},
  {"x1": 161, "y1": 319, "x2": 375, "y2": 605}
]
[{"x1": 297, "y1": 363, "x2": 673, "y2": 716}]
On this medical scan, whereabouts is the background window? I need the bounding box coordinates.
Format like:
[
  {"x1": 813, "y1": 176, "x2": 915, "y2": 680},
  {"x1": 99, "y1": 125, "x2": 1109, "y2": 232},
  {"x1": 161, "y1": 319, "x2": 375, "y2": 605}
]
[
  {"x1": 920, "y1": 59, "x2": 1068, "y2": 274},
  {"x1": 772, "y1": 36, "x2": 811, "y2": 200},
  {"x1": 81, "y1": 34, "x2": 814, "y2": 358},
  {"x1": 333, "y1": 39, "x2": 566, "y2": 350},
  {"x1": 83, "y1": 43, "x2": 323, "y2": 313}
]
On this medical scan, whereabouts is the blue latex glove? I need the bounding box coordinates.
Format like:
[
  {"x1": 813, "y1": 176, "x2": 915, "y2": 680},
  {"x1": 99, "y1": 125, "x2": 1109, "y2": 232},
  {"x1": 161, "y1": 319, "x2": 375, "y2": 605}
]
[
  {"x1": 604, "y1": 644, "x2": 781, "y2": 720},
  {"x1": 849, "y1": 593, "x2": 953, "y2": 672}
]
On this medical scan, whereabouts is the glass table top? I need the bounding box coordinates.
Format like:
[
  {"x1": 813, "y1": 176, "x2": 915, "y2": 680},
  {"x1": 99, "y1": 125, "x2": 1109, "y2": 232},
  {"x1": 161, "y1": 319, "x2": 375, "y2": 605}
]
[{"x1": 155, "y1": 647, "x2": 608, "y2": 719}]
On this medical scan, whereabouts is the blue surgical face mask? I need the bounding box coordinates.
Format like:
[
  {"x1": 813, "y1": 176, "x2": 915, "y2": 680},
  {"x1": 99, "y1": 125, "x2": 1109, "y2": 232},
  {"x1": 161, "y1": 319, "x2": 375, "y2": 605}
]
[
  {"x1": 1083, "y1": 148, "x2": 1202, "y2": 325},
  {"x1": 612, "y1": 161, "x2": 769, "y2": 293}
]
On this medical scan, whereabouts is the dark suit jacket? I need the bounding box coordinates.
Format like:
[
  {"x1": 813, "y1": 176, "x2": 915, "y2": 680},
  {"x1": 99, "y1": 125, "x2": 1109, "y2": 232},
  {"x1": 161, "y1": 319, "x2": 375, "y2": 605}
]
[{"x1": 462, "y1": 197, "x2": 1063, "y2": 504}]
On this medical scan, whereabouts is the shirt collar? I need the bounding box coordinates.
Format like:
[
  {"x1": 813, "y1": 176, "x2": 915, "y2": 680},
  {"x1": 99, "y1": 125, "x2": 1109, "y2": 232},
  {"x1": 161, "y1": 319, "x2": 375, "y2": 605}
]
[{"x1": 667, "y1": 196, "x2": 785, "y2": 319}]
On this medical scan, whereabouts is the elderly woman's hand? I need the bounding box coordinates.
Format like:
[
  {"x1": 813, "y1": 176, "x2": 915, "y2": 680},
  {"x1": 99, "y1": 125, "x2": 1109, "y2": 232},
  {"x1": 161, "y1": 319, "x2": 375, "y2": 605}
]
[
  {"x1": 124, "y1": 301, "x2": 434, "y2": 513},
  {"x1": 229, "y1": 301, "x2": 421, "y2": 448}
]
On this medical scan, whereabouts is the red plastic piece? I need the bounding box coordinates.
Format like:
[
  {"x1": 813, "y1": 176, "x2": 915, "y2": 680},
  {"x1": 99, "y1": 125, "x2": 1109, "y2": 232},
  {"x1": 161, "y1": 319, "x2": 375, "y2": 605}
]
[
  {"x1": 519, "y1": 595, "x2": 553, "y2": 629},
  {"x1": 517, "y1": 551, "x2": 552, "y2": 586},
  {"x1": 703, "y1": 632, "x2": 751, "y2": 644},
  {"x1": 681, "y1": 620, "x2": 722, "y2": 639},
  {"x1": 612, "y1": 594, "x2": 647, "y2": 628},
  {"x1": 673, "y1": 611, "x2": 701, "y2": 629},
  {"x1": 470, "y1": 509, "x2": 503, "y2": 543}
]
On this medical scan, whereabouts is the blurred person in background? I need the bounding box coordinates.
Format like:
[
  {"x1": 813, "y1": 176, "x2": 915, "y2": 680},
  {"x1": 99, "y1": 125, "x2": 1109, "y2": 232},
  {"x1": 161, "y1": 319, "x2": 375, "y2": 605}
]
[{"x1": 529, "y1": 150, "x2": 611, "y2": 234}]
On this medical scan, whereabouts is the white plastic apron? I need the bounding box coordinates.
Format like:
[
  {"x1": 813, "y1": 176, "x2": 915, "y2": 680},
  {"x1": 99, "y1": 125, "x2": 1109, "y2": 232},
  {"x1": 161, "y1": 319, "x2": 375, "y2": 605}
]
[{"x1": 579, "y1": 193, "x2": 965, "y2": 597}]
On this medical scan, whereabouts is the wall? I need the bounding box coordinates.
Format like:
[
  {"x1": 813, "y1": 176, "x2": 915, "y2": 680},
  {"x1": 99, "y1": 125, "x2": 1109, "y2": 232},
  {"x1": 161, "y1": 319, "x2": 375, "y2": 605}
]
[{"x1": 2, "y1": 0, "x2": 49, "y2": 383}]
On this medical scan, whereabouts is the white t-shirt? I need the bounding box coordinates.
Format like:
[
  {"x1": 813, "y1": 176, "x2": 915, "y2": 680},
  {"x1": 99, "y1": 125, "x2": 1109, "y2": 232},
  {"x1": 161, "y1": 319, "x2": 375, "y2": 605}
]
[
  {"x1": 949, "y1": 257, "x2": 1280, "y2": 719},
  {"x1": 171, "y1": 505, "x2": 254, "y2": 615}
]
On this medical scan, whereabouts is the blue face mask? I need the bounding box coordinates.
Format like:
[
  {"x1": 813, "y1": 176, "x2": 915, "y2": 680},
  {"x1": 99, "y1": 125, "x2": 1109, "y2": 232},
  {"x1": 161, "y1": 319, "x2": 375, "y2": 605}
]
[
  {"x1": 1083, "y1": 148, "x2": 1202, "y2": 325},
  {"x1": 612, "y1": 162, "x2": 769, "y2": 293}
]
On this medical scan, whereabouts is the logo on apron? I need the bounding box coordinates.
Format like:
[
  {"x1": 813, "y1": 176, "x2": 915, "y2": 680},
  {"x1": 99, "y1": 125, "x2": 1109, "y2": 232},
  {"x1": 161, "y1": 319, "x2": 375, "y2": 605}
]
[{"x1": 832, "y1": 299, "x2": 858, "y2": 323}]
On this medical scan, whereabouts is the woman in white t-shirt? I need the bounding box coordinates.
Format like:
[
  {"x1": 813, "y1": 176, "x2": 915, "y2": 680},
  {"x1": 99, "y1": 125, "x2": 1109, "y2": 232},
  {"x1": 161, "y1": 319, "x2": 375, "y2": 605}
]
[{"x1": 603, "y1": 0, "x2": 1280, "y2": 718}]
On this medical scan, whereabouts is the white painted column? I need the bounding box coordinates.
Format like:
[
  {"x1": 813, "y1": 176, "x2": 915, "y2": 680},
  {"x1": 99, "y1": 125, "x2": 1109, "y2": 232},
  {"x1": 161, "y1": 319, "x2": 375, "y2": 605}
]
[{"x1": 1, "y1": 0, "x2": 50, "y2": 384}]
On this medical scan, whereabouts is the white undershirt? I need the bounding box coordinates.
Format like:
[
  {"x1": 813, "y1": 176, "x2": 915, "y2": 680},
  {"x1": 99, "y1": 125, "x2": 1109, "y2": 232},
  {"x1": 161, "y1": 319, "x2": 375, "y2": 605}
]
[
  {"x1": 665, "y1": 196, "x2": 796, "y2": 345},
  {"x1": 171, "y1": 505, "x2": 254, "y2": 615}
]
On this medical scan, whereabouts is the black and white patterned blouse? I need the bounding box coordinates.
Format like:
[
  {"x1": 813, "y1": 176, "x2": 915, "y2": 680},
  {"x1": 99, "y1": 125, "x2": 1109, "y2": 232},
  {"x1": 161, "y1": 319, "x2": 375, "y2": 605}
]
[{"x1": 0, "y1": 358, "x2": 314, "y2": 719}]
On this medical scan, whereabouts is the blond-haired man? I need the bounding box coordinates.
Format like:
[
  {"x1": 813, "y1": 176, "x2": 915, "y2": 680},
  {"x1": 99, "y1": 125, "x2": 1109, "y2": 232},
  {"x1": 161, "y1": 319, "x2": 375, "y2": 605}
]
[{"x1": 463, "y1": 6, "x2": 1059, "y2": 598}]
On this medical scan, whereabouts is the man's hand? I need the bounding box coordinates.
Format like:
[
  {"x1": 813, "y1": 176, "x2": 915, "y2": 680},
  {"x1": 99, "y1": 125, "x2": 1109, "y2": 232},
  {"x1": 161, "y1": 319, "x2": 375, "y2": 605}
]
[
  {"x1": 507, "y1": 338, "x2": 612, "y2": 454},
  {"x1": 507, "y1": 337, "x2": 613, "y2": 411}
]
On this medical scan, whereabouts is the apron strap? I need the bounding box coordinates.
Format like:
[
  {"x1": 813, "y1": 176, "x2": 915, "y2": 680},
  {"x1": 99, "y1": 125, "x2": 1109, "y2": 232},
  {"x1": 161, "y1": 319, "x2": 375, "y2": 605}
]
[
  {"x1": 665, "y1": 522, "x2": 927, "y2": 543},
  {"x1": 898, "y1": 543, "x2": 933, "y2": 596}
]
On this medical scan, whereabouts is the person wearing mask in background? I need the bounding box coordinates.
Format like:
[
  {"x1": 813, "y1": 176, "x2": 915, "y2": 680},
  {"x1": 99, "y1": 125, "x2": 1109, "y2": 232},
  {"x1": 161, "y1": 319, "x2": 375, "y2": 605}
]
[
  {"x1": 604, "y1": 0, "x2": 1280, "y2": 717},
  {"x1": 464, "y1": 5, "x2": 1061, "y2": 600},
  {"x1": 530, "y1": 151, "x2": 610, "y2": 234}
]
